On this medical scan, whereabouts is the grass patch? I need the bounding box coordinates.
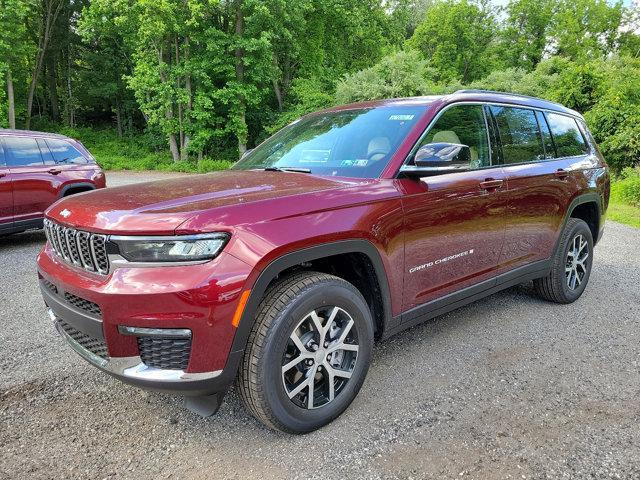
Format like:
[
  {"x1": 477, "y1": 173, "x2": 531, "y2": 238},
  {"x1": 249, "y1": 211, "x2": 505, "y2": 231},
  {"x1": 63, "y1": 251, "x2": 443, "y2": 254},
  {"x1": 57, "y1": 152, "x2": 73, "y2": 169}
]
[
  {"x1": 48, "y1": 126, "x2": 234, "y2": 173},
  {"x1": 607, "y1": 198, "x2": 640, "y2": 228},
  {"x1": 608, "y1": 173, "x2": 640, "y2": 228}
]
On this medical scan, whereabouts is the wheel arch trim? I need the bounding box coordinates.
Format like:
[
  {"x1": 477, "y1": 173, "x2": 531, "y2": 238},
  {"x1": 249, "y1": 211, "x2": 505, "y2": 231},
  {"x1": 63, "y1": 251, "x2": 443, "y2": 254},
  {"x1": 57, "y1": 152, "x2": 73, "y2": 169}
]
[
  {"x1": 224, "y1": 240, "x2": 393, "y2": 375},
  {"x1": 59, "y1": 182, "x2": 96, "y2": 198}
]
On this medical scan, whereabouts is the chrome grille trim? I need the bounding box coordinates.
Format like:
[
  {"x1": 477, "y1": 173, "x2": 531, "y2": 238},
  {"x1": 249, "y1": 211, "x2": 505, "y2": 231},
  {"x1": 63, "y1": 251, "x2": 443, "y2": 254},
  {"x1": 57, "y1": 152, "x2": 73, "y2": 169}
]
[{"x1": 44, "y1": 219, "x2": 110, "y2": 275}]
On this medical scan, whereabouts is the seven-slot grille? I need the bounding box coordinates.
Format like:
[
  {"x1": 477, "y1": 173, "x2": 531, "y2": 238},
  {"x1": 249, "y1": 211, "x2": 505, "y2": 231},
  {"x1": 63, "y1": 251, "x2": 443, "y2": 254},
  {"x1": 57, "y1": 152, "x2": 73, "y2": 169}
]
[{"x1": 43, "y1": 219, "x2": 110, "y2": 274}]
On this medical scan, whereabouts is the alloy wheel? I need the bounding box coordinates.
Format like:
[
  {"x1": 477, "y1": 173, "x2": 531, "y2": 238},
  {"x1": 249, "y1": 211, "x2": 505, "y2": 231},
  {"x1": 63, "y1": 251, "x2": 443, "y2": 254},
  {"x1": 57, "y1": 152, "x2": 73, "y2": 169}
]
[
  {"x1": 281, "y1": 306, "x2": 359, "y2": 409},
  {"x1": 565, "y1": 234, "x2": 589, "y2": 290}
]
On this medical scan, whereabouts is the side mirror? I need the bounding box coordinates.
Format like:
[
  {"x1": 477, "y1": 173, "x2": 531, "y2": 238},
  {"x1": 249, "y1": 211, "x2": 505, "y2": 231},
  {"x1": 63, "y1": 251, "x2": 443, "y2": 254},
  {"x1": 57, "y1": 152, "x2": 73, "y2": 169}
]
[{"x1": 401, "y1": 142, "x2": 471, "y2": 177}]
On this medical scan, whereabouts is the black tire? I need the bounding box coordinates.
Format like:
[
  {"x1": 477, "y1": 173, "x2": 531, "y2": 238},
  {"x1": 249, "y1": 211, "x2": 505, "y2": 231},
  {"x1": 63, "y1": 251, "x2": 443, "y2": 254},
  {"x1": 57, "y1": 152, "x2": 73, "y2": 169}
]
[
  {"x1": 238, "y1": 271, "x2": 374, "y2": 434},
  {"x1": 534, "y1": 217, "x2": 594, "y2": 304}
]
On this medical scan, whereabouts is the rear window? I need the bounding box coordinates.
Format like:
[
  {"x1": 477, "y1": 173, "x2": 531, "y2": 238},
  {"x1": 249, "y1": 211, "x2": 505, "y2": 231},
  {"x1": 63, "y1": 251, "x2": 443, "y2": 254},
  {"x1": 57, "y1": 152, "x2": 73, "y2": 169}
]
[
  {"x1": 46, "y1": 138, "x2": 89, "y2": 164},
  {"x1": 4, "y1": 137, "x2": 44, "y2": 167},
  {"x1": 545, "y1": 113, "x2": 588, "y2": 158},
  {"x1": 491, "y1": 106, "x2": 545, "y2": 164}
]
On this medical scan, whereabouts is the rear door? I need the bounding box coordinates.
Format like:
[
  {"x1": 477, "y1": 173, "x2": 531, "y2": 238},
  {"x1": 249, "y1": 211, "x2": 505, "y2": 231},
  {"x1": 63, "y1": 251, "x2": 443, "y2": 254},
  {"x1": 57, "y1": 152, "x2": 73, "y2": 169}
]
[
  {"x1": 0, "y1": 140, "x2": 14, "y2": 231},
  {"x1": 4, "y1": 135, "x2": 59, "y2": 223},
  {"x1": 491, "y1": 106, "x2": 585, "y2": 270},
  {"x1": 400, "y1": 103, "x2": 508, "y2": 314}
]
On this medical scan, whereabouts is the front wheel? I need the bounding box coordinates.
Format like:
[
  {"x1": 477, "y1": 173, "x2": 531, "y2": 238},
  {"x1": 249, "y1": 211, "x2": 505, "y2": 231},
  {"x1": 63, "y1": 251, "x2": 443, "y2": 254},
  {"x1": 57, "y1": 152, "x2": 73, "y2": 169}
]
[
  {"x1": 534, "y1": 217, "x2": 594, "y2": 304},
  {"x1": 238, "y1": 272, "x2": 374, "y2": 433}
]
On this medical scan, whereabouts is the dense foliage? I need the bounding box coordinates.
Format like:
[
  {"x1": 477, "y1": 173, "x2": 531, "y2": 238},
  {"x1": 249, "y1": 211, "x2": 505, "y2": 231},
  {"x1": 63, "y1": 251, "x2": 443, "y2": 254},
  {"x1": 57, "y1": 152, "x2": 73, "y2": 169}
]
[{"x1": 0, "y1": 0, "x2": 639, "y2": 172}]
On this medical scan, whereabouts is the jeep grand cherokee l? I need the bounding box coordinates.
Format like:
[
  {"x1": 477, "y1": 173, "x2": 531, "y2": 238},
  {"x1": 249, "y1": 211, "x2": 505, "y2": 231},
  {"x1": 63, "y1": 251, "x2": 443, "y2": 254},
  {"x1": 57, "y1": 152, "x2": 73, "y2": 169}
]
[
  {"x1": 0, "y1": 130, "x2": 105, "y2": 236},
  {"x1": 37, "y1": 90, "x2": 609, "y2": 433}
]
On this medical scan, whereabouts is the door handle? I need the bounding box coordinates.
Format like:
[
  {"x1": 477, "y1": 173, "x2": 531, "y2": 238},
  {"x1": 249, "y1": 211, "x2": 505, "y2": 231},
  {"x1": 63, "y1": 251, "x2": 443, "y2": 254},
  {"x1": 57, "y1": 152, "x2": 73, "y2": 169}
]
[
  {"x1": 555, "y1": 168, "x2": 570, "y2": 179},
  {"x1": 48, "y1": 168, "x2": 62, "y2": 175},
  {"x1": 479, "y1": 179, "x2": 504, "y2": 191}
]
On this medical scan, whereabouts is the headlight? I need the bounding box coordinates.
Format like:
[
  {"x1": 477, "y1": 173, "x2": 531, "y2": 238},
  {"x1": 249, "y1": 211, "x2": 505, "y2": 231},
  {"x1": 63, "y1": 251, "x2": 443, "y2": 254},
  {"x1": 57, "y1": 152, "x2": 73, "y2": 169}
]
[{"x1": 109, "y1": 233, "x2": 230, "y2": 263}]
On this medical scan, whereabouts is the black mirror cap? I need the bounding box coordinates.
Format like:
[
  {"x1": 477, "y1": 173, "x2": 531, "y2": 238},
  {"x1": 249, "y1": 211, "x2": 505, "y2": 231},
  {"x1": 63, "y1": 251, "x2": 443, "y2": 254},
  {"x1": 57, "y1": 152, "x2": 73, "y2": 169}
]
[{"x1": 414, "y1": 142, "x2": 471, "y2": 168}]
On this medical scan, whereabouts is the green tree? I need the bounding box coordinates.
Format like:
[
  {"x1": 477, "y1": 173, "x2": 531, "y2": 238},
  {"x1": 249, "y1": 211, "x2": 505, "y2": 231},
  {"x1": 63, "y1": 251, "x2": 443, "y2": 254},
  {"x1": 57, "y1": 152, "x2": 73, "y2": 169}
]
[
  {"x1": 553, "y1": 0, "x2": 624, "y2": 59},
  {"x1": 335, "y1": 49, "x2": 439, "y2": 103},
  {"x1": 406, "y1": 0, "x2": 498, "y2": 83},
  {"x1": 500, "y1": 0, "x2": 556, "y2": 70},
  {"x1": 0, "y1": 0, "x2": 35, "y2": 128}
]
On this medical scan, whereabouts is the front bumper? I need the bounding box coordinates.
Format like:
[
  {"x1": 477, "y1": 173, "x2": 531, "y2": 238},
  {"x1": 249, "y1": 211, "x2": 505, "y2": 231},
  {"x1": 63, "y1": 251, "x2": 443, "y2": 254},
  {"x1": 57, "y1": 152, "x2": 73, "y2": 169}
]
[
  {"x1": 50, "y1": 308, "x2": 223, "y2": 390},
  {"x1": 38, "y1": 245, "x2": 252, "y2": 396}
]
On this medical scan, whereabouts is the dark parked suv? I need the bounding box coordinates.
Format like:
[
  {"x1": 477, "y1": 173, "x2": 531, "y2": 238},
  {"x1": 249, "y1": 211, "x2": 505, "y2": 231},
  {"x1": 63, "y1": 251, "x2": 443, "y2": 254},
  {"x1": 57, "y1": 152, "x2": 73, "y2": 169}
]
[
  {"x1": 0, "y1": 130, "x2": 105, "y2": 235},
  {"x1": 37, "y1": 91, "x2": 609, "y2": 433}
]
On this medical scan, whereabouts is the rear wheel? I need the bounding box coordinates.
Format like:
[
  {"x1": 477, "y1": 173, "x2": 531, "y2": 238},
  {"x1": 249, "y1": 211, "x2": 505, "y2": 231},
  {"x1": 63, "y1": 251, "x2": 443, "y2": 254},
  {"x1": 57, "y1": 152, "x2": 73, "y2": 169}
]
[
  {"x1": 238, "y1": 272, "x2": 374, "y2": 433},
  {"x1": 534, "y1": 217, "x2": 594, "y2": 304}
]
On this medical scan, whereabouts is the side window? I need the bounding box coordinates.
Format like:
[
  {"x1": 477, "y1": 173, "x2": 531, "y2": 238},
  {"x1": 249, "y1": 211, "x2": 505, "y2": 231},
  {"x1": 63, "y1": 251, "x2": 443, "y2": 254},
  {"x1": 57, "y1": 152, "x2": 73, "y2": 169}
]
[
  {"x1": 417, "y1": 105, "x2": 491, "y2": 169},
  {"x1": 46, "y1": 138, "x2": 88, "y2": 164},
  {"x1": 491, "y1": 106, "x2": 545, "y2": 164},
  {"x1": 4, "y1": 137, "x2": 44, "y2": 167},
  {"x1": 0, "y1": 141, "x2": 5, "y2": 167},
  {"x1": 545, "y1": 113, "x2": 589, "y2": 158},
  {"x1": 536, "y1": 110, "x2": 555, "y2": 159},
  {"x1": 37, "y1": 138, "x2": 56, "y2": 166}
]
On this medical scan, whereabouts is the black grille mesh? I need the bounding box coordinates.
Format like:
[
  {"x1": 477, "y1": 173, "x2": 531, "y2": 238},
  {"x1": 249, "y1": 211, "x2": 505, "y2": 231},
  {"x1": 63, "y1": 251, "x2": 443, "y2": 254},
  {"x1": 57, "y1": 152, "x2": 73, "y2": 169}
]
[
  {"x1": 64, "y1": 292, "x2": 102, "y2": 317},
  {"x1": 137, "y1": 337, "x2": 191, "y2": 370},
  {"x1": 42, "y1": 279, "x2": 58, "y2": 295},
  {"x1": 58, "y1": 320, "x2": 109, "y2": 359}
]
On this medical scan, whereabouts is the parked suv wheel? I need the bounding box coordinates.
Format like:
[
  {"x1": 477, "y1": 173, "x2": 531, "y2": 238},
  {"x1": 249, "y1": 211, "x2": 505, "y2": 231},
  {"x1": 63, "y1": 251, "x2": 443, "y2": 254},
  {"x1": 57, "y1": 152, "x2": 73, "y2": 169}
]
[
  {"x1": 534, "y1": 218, "x2": 594, "y2": 304},
  {"x1": 238, "y1": 271, "x2": 374, "y2": 433}
]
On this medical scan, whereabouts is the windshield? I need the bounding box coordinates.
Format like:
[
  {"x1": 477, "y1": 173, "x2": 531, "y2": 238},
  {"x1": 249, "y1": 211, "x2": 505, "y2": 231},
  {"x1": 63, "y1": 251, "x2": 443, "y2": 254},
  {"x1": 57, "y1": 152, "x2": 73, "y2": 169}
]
[{"x1": 232, "y1": 106, "x2": 426, "y2": 178}]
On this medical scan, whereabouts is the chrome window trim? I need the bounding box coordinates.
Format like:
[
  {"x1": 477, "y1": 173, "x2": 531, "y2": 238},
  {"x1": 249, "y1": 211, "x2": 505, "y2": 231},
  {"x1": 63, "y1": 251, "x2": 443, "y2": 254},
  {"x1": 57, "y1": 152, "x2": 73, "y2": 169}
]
[{"x1": 398, "y1": 100, "x2": 591, "y2": 176}]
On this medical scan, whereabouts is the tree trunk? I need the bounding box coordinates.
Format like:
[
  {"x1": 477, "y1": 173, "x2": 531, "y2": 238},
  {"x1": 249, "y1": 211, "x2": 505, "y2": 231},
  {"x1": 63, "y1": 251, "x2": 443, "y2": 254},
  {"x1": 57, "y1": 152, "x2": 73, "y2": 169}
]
[
  {"x1": 6, "y1": 68, "x2": 15, "y2": 129},
  {"x1": 115, "y1": 103, "x2": 123, "y2": 138},
  {"x1": 25, "y1": 0, "x2": 63, "y2": 129},
  {"x1": 272, "y1": 78, "x2": 283, "y2": 112},
  {"x1": 46, "y1": 55, "x2": 60, "y2": 121},
  {"x1": 169, "y1": 134, "x2": 180, "y2": 161},
  {"x1": 158, "y1": 46, "x2": 180, "y2": 161},
  {"x1": 235, "y1": 1, "x2": 247, "y2": 156}
]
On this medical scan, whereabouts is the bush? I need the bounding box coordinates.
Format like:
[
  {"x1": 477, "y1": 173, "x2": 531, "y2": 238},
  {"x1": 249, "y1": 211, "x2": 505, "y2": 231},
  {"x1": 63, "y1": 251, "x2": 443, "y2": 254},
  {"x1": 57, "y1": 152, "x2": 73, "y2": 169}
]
[
  {"x1": 613, "y1": 167, "x2": 640, "y2": 207},
  {"x1": 335, "y1": 50, "x2": 441, "y2": 104}
]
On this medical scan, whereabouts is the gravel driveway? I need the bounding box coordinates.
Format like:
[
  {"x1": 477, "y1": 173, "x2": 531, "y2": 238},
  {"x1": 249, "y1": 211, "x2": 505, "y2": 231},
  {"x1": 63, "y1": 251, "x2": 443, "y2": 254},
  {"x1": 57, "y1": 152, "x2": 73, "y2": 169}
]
[{"x1": 1, "y1": 171, "x2": 639, "y2": 479}]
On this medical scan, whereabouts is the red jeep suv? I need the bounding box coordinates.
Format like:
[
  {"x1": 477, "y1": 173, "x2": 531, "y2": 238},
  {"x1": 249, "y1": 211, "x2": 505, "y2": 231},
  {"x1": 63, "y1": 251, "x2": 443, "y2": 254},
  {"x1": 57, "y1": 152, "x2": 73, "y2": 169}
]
[
  {"x1": 37, "y1": 91, "x2": 609, "y2": 433},
  {"x1": 0, "y1": 130, "x2": 105, "y2": 235}
]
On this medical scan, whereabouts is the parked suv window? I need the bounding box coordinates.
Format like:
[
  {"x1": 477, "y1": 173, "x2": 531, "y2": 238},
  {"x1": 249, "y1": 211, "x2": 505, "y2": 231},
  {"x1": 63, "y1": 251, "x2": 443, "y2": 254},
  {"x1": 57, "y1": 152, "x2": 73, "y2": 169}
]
[
  {"x1": 46, "y1": 138, "x2": 88, "y2": 164},
  {"x1": 545, "y1": 113, "x2": 588, "y2": 158},
  {"x1": 491, "y1": 106, "x2": 544, "y2": 164},
  {"x1": 419, "y1": 105, "x2": 491, "y2": 169},
  {"x1": 536, "y1": 111, "x2": 555, "y2": 159},
  {"x1": 4, "y1": 137, "x2": 44, "y2": 167}
]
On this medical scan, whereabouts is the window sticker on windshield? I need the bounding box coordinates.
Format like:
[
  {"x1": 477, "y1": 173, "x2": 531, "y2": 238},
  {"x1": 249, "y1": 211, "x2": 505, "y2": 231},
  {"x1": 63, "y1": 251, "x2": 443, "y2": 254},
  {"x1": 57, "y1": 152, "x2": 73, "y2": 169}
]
[
  {"x1": 340, "y1": 159, "x2": 369, "y2": 167},
  {"x1": 389, "y1": 114, "x2": 415, "y2": 121}
]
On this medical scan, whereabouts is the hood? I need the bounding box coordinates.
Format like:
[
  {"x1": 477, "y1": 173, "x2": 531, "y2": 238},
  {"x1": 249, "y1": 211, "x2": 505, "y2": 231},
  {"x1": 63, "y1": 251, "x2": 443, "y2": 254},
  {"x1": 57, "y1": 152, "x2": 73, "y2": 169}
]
[{"x1": 46, "y1": 170, "x2": 360, "y2": 234}]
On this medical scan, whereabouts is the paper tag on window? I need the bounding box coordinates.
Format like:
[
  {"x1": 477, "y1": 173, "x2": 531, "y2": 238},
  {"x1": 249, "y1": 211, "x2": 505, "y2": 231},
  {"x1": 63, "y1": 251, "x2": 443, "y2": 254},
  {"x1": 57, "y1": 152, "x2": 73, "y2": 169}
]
[{"x1": 389, "y1": 114, "x2": 415, "y2": 121}]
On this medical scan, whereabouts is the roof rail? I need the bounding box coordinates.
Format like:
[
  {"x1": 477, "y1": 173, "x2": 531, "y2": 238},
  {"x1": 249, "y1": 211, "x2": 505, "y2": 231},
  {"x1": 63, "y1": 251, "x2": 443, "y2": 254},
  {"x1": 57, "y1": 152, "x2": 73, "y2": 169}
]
[{"x1": 452, "y1": 89, "x2": 562, "y2": 106}]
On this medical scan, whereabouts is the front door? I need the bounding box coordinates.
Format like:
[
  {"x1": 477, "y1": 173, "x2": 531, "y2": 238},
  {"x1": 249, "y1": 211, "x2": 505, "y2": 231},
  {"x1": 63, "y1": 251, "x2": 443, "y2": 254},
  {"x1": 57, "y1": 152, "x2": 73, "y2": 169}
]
[
  {"x1": 0, "y1": 141, "x2": 13, "y2": 231},
  {"x1": 400, "y1": 104, "x2": 508, "y2": 313},
  {"x1": 3, "y1": 136, "x2": 59, "y2": 223}
]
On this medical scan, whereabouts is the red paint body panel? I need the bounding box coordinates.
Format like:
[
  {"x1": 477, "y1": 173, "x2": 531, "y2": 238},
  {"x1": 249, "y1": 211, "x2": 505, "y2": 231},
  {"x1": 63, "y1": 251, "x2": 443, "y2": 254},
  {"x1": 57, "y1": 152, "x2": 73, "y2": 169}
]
[{"x1": 36, "y1": 92, "x2": 610, "y2": 395}]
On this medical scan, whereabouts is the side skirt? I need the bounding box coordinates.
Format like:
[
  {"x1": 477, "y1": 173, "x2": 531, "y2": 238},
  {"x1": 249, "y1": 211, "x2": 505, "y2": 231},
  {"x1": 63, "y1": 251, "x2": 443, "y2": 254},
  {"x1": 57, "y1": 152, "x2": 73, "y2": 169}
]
[{"x1": 382, "y1": 259, "x2": 551, "y2": 339}]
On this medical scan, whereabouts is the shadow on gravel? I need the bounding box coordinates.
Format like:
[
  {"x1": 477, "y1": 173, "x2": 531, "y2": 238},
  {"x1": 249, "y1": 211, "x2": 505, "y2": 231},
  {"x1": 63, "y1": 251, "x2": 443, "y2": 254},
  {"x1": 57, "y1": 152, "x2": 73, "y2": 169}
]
[{"x1": 0, "y1": 229, "x2": 46, "y2": 249}]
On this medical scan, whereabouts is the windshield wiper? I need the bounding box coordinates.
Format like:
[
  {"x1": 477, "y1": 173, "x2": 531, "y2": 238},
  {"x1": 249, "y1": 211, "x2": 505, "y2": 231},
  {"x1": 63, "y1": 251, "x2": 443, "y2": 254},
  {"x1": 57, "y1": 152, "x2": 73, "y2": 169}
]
[{"x1": 263, "y1": 166, "x2": 311, "y2": 173}]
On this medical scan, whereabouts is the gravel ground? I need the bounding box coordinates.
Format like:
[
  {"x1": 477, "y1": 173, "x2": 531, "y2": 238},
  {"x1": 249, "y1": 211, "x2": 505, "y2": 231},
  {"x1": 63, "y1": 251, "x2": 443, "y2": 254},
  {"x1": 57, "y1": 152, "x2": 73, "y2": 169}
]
[{"x1": 1, "y1": 171, "x2": 639, "y2": 479}]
